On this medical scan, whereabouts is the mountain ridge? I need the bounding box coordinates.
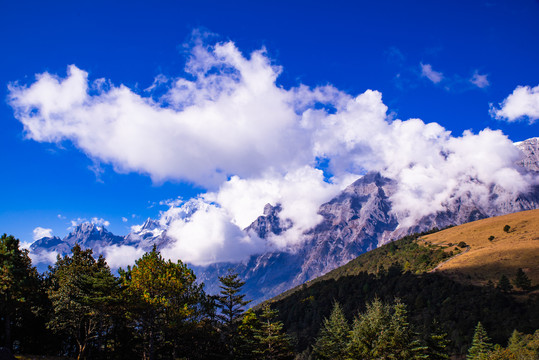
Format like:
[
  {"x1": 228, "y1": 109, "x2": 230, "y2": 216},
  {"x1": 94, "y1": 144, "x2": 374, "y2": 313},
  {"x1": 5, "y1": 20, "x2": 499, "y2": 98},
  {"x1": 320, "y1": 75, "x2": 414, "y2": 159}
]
[{"x1": 30, "y1": 137, "x2": 539, "y2": 303}]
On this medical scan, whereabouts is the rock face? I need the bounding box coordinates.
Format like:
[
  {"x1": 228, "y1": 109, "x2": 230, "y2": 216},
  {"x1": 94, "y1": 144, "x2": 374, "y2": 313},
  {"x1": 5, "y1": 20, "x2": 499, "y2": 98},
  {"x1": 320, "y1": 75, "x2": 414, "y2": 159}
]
[
  {"x1": 516, "y1": 137, "x2": 539, "y2": 172},
  {"x1": 31, "y1": 223, "x2": 124, "y2": 255},
  {"x1": 30, "y1": 138, "x2": 539, "y2": 304}
]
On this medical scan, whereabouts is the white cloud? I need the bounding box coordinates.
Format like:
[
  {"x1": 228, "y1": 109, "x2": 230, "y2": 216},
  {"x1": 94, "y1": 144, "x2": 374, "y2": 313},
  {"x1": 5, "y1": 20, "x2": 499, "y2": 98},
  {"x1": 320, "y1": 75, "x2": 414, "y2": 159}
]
[
  {"x1": 91, "y1": 217, "x2": 110, "y2": 227},
  {"x1": 469, "y1": 71, "x2": 489, "y2": 88},
  {"x1": 161, "y1": 199, "x2": 266, "y2": 266},
  {"x1": 33, "y1": 227, "x2": 53, "y2": 240},
  {"x1": 103, "y1": 245, "x2": 145, "y2": 269},
  {"x1": 70, "y1": 217, "x2": 110, "y2": 227},
  {"x1": 8, "y1": 37, "x2": 535, "y2": 265},
  {"x1": 420, "y1": 63, "x2": 443, "y2": 84},
  {"x1": 490, "y1": 85, "x2": 539, "y2": 123},
  {"x1": 122, "y1": 217, "x2": 128, "y2": 222},
  {"x1": 28, "y1": 249, "x2": 59, "y2": 265}
]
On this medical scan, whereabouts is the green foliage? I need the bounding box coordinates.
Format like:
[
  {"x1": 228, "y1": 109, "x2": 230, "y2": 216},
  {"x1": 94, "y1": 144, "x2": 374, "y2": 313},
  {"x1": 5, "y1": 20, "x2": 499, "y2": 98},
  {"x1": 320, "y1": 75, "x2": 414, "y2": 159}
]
[
  {"x1": 120, "y1": 246, "x2": 204, "y2": 360},
  {"x1": 346, "y1": 298, "x2": 426, "y2": 360},
  {"x1": 458, "y1": 241, "x2": 468, "y2": 248},
  {"x1": 47, "y1": 244, "x2": 117, "y2": 360},
  {"x1": 466, "y1": 322, "x2": 493, "y2": 360},
  {"x1": 504, "y1": 225, "x2": 511, "y2": 233},
  {"x1": 217, "y1": 270, "x2": 251, "y2": 329},
  {"x1": 506, "y1": 329, "x2": 539, "y2": 359},
  {"x1": 497, "y1": 274, "x2": 513, "y2": 292},
  {"x1": 488, "y1": 235, "x2": 495, "y2": 241},
  {"x1": 513, "y1": 268, "x2": 532, "y2": 291},
  {"x1": 424, "y1": 320, "x2": 450, "y2": 360},
  {"x1": 254, "y1": 303, "x2": 294, "y2": 360},
  {"x1": 312, "y1": 302, "x2": 349, "y2": 360},
  {"x1": 234, "y1": 308, "x2": 263, "y2": 360},
  {"x1": 0, "y1": 234, "x2": 41, "y2": 352}
]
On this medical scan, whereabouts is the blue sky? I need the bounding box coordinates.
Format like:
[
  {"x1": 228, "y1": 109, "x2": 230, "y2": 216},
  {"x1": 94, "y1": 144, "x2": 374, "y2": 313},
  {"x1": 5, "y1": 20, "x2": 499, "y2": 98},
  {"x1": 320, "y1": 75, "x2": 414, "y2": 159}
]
[{"x1": 1, "y1": 0, "x2": 538, "y2": 245}]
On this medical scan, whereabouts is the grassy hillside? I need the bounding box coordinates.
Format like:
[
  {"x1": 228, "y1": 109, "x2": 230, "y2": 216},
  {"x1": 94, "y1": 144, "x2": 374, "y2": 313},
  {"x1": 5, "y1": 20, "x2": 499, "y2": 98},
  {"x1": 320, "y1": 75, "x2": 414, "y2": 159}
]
[
  {"x1": 267, "y1": 210, "x2": 539, "y2": 356},
  {"x1": 421, "y1": 209, "x2": 539, "y2": 289},
  {"x1": 269, "y1": 227, "x2": 458, "y2": 304}
]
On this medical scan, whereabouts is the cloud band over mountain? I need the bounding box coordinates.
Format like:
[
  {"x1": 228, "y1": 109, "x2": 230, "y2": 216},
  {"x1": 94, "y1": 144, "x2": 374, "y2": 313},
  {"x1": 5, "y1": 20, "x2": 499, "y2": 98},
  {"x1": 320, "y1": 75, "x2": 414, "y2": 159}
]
[{"x1": 8, "y1": 38, "x2": 535, "y2": 265}]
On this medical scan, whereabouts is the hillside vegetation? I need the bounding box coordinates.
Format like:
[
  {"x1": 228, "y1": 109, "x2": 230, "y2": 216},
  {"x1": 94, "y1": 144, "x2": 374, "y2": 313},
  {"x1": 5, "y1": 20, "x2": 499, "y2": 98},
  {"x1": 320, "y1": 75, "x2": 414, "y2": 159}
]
[{"x1": 267, "y1": 210, "x2": 539, "y2": 356}]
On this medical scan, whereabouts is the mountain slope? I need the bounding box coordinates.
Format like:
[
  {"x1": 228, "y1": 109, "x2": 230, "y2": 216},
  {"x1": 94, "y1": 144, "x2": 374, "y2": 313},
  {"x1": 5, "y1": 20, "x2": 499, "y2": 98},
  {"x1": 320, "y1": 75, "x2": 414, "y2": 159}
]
[
  {"x1": 422, "y1": 208, "x2": 539, "y2": 287},
  {"x1": 265, "y1": 210, "x2": 539, "y2": 354},
  {"x1": 29, "y1": 137, "x2": 539, "y2": 304}
]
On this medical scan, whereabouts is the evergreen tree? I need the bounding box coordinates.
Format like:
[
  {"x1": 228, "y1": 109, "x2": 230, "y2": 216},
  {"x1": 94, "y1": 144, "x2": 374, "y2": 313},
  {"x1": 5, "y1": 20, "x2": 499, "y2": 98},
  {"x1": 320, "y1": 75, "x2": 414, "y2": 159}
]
[
  {"x1": 216, "y1": 271, "x2": 251, "y2": 328},
  {"x1": 513, "y1": 268, "x2": 532, "y2": 290},
  {"x1": 0, "y1": 234, "x2": 41, "y2": 352},
  {"x1": 506, "y1": 329, "x2": 539, "y2": 359},
  {"x1": 120, "y1": 247, "x2": 203, "y2": 360},
  {"x1": 216, "y1": 271, "x2": 251, "y2": 357},
  {"x1": 424, "y1": 320, "x2": 451, "y2": 360},
  {"x1": 47, "y1": 244, "x2": 118, "y2": 360},
  {"x1": 234, "y1": 309, "x2": 262, "y2": 360},
  {"x1": 466, "y1": 322, "x2": 493, "y2": 360},
  {"x1": 347, "y1": 298, "x2": 425, "y2": 359},
  {"x1": 312, "y1": 302, "x2": 350, "y2": 360},
  {"x1": 254, "y1": 303, "x2": 294, "y2": 360},
  {"x1": 497, "y1": 274, "x2": 513, "y2": 292}
]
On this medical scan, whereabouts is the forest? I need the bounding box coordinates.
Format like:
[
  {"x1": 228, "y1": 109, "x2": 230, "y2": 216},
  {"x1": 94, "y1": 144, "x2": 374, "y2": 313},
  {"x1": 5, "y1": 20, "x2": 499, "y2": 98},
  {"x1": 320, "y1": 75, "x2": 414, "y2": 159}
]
[{"x1": 1, "y1": 233, "x2": 538, "y2": 359}]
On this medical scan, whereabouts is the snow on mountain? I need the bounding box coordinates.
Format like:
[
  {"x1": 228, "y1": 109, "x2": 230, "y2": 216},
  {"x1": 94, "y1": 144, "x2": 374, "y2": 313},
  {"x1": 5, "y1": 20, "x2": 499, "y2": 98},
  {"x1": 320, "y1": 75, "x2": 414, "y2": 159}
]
[{"x1": 29, "y1": 137, "x2": 539, "y2": 303}]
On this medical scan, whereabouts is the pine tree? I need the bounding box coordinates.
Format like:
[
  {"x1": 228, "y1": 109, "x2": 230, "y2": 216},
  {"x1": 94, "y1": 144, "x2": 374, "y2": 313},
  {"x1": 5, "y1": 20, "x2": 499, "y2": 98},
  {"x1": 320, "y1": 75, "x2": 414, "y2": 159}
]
[
  {"x1": 216, "y1": 271, "x2": 251, "y2": 328},
  {"x1": 0, "y1": 234, "x2": 40, "y2": 351},
  {"x1": 513, "y1": 268, "x2": 532, "y2": 290},
  {"x1": 425, "y1": 320, "x2": 451, "y2": 360},
  {"x1": 312, "y1": 302, "x2": 350, "y2": 360},
  {"x1": 234, "y1": 309, "x2": 262, "y2": 360},
  {"x1": 347, "y1": 298, "x2": 425, "y2": 360},
  {"x1": 47, "y1": 244, "x2": 118, "y2": 360},
  {"x1": 497, "y1": 274, "x2": 513, "y2": 292},
  {"x1": 120, "y1": 247, "x2": 203, "y2": 360},
  {"x1": 466, "y1": 322, "x2": 493, "y2": 360},
  {"x1": 254, "y1": 303, "x2": 294, "y2": 360}
]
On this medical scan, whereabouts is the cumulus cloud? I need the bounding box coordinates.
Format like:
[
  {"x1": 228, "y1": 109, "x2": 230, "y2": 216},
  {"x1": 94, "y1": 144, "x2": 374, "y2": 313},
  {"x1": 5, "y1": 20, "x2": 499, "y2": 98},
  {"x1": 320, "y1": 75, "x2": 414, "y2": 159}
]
[
  {"x1": 490, "y1": 85, "x2": 539, "y2": 123},
  {"x1": 420, "y1": 63, "x2": 443, "y2": 84},
  {"x1": 161, "y1": 199, "x2": 266, "y2": 266},
  {"x1": 70, "y1": 217, "x2": 110, "y2": 227},
  {"x1": 28, "y1": 249, "x2": 59, "y2": 265},
  {"x1": 33, "y1": 227, "x2": 53, "y2": 240},
  {"x1": 8, "y1": 36, "x2": 535, "y2": 265},
  {"x1": 104, "y1": 245, "x2": 145, "y2": 269},
  {"x1": 469, "y1": 71, "x2": 489, "y2": 88},
  {"x1": 122, "y1": 217, "x2": 128, "y2": 222}
]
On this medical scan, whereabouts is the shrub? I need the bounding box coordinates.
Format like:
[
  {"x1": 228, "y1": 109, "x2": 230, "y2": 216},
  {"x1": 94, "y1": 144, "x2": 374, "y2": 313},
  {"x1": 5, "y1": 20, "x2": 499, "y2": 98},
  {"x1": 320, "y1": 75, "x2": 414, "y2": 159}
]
[
  {"x1": 458, "y1": 241, "x2": 467, "y2": 248},
  {"x1": 488, "y1": 235, "x2": 495, "y2": 241},
  {"x1": 503, "y1": 225, "x2": 511, "y2": 233}
]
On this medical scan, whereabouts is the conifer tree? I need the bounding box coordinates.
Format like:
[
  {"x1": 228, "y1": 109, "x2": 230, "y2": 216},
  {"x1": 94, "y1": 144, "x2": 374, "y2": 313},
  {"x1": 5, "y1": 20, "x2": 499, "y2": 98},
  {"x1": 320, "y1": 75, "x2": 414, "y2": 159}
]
[
  {"x1": 312, "y1": 302, "x2": 350, "y2": 360},
  {"x1": 234, "y1": 308, "x2": 262, "y2": 360},
  {"x1": 254, "y1": 303, "x2": 294, "y2": 360},
  {"x1": 216, "y1": 271, "x2": 250, "y2": 328},
  {"x1": 497, "y1": 274, "x2": 513, "y2": 292},
  {"x1": 0, "y1": 234, "x2": 40, "y2": 351},
  {"x1": 466, "y1": 322, "x2": 493, "y2": 360},
  {"x1": 47, "y1": 244, "x2": 118, "y2": 360},
  {"x1": 120, "y1": 247, "x2": 203, "y2": 360},
  {"x1": 347, "y1": 298, "x2": 425, "y2": 359},
  {"x1": 424, "y1": 320, "x2": 451, "y2": 360},
  {"x1": 513, "y1": 268, "x2": 532, "y2": 290}
]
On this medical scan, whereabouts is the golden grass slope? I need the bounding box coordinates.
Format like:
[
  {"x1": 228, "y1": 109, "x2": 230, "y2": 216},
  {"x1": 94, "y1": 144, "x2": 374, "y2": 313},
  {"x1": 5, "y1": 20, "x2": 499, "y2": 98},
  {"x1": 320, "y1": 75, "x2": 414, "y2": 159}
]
[{"x1": 420, "y1": 209, "x2": 539, "y2": 288}]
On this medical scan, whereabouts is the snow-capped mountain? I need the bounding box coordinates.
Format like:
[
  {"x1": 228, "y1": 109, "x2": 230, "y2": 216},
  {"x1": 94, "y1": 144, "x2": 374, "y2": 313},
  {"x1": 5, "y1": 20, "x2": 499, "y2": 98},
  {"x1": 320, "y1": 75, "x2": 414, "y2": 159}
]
[
  {"x1": 30, "y1": 137, "x2": 539, "y2": 303},
  {"x1": 31, "y1": 222, "x2": 125, "y2": 255}
]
